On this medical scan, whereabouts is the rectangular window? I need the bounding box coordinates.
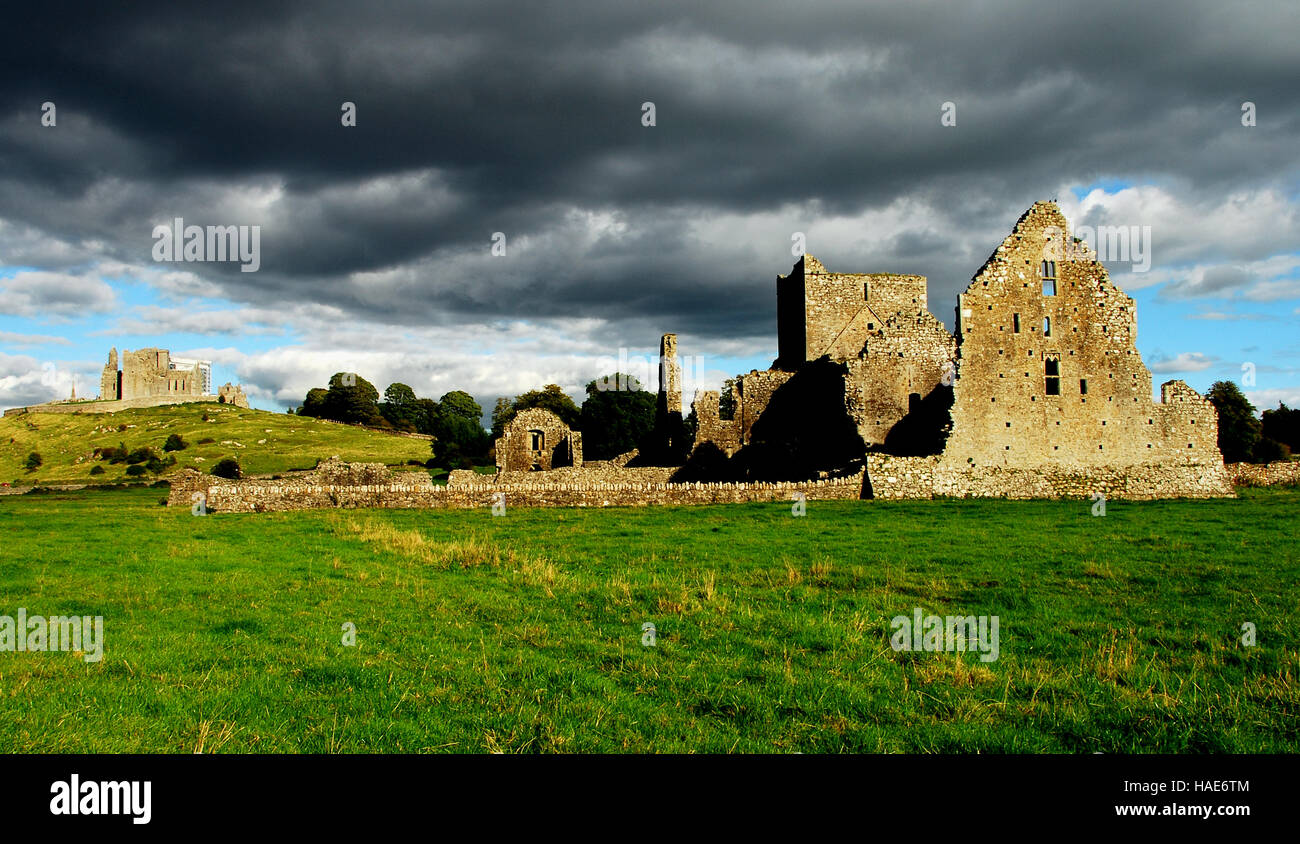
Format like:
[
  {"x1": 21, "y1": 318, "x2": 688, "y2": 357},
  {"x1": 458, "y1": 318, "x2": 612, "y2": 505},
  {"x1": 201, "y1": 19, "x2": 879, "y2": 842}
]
[
  {"x1": 1080, "y1": 378, "x2": 1088, "y2": 395},
  {"x1": 863, "y1": 282, "x2": 869, "y2": 301},
  {"x1": 1013, "y1": 313, "x2": 1020, "y2": 333},
  {"x1": 1043, "y1": 316, "x2": 1051, "y2": 336},
  {"x1": 1045, "y1": 358, "x2": 1060, "y2": 395},
  {"x1": 1042, "y1": 260, "x2": 1057, "y2": 296}
]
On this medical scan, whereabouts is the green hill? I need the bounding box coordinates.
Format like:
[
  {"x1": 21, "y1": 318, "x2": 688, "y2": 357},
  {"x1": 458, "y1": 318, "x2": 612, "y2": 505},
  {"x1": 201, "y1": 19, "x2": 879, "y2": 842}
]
[{"x1": 0, "y1": 403, "x2": 434, "y2": 486}]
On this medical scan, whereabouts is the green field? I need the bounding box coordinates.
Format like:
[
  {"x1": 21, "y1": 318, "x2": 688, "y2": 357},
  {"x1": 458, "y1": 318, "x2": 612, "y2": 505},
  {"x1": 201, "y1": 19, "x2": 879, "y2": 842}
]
[
  {"x1": 0, "y1": 404, "x2": 433, "y2": 485},
  {"x1": 0, "y1": 486, "x2": 1296, "y2": 753}
]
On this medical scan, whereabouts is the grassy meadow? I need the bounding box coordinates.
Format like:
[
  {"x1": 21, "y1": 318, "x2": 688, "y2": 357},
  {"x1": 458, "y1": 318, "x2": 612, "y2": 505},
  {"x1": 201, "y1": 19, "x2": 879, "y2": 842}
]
[
  {"x1": 0, "y1": 484, "x2": 1296, "y2": 753},
  {"x1": 0, "y1": 404, "x2": 433, "y2": 485}
]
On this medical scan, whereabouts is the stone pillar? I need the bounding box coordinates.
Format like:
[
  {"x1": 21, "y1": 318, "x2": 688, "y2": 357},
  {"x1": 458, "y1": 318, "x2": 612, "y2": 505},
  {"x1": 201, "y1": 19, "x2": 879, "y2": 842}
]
[{"x1": 653, "y1": 333, "x2": 688, "y2": 462}]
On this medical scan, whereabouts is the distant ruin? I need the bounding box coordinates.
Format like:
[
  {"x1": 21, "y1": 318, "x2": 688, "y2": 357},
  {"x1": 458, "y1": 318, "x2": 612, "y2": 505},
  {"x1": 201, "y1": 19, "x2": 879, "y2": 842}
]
[{"x1": 4, "y1": 346, "x2": 249, "y2": 416}]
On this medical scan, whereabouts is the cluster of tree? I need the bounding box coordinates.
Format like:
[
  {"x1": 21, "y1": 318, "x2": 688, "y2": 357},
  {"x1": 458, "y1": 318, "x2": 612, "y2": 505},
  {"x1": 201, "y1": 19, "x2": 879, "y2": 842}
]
[
  {"x1": 295, "y1": 374, "x2": 491, "y2": 470},
  {"x1": 1206, "y1": 381, "x2": 1293, "y2": 463},
  {"x1": 91, "y1": 442, "x2": 178, "y2": 475}
]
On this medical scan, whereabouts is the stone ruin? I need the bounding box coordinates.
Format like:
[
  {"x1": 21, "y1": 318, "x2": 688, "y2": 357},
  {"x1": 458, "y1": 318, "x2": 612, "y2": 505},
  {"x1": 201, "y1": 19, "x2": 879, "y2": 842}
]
[
  {"x1": 5, "y1": 346, "x2": 250, "y2": 416},
  {"x1": 169, "y1": 201, "x2": 1258, "y2": 511},
  {"x1": 683, "y1": 200, "x2": 1234, "y2": 499},
  {"x1": 495, "y1": 408, "x2": 583, "y2": 473}
]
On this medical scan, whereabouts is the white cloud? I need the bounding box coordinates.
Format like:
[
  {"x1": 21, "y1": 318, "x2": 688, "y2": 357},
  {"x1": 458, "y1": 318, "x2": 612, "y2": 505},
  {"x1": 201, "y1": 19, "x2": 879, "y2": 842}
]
[
  {"x1": 1149, "y1": 351, "x2": 1216, "y2": 373},
  {"x1": 0, "y1": 271, "x2": 116, "y2": 317}
]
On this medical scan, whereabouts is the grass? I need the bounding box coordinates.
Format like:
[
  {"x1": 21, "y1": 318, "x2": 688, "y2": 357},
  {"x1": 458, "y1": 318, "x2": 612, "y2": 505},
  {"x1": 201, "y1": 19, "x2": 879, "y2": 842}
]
[
  {"x1": 0, "y1": 404, "x2": 433, "y2": 485},
  {"x1": 0, "y1": 485, "x2": 1296, "y2": 753}
]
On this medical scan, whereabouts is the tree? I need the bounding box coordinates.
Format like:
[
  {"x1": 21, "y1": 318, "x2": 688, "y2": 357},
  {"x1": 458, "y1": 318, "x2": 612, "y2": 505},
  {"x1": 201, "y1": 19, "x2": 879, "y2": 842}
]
[
  {"x1": 428, "y1": 392, "x2": 490, "y2": 470},
  {"x1": 491, "y1": 397, "x2": 514, "y2": 439},
  {"x1": 718, "y1": 377, "x2": 739, "y2": 421},
  {"x1": 24, "y1": 452, "x2": 42, "y2": 471},
  {"x1": 211, "y1": 457, "x2": 242, "y2": 479},
  {"x1": 384, "y1": 383, "x2": 418, "y2": 407},
  {"x1": 163, "y1": 433, "x2": 188, "y2": 452},
  {"x1": 320, "y1": 373, "x2": 383, "y2": 426},
  {"x1": 439, "y1": 390, "x2": 482, "y2": 423},
  {"x1": 1261, "y1": 403, "x2": 1300, "y2": 454},
  {"x1": 1205, "y1": 381, "x2": 1260, "y2": 463},
  {"x1": 579, "y1": 374, "x2": 656, "y2": 460},
  {"x1": 299, "y1": 388, "x2": 328, "y2": 418},
  {"x1": 506, "y1": 385, "x2": 581, "y2": 430},
  {"x1": 379, "y1": 382, "x2": 422, "y2": 431}
]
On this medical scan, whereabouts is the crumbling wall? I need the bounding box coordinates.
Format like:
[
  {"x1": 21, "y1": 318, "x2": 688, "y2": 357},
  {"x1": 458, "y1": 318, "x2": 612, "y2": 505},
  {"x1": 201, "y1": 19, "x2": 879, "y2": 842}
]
[
  {"x1": 776, "y1": 254, "x2": 930, "y2": 366},
  {"x1": 845, "y1": 310, "x2": 956, "y2": 447},
  {"x1": 943, "y1": 202, "x2": 1224, "y2": 471},
  {"x1": 495, "y1": 407, "x2": 582, "y2": 473},
  {"x1": 692, "y1": 390, "x2": 741, "y2": 455}
]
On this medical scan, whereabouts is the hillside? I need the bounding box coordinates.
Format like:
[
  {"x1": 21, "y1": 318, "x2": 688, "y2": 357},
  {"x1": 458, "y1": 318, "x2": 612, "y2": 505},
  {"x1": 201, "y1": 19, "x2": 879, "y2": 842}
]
[{"x1": 0, "y1": 403, "x2": 434, "y2": 486}]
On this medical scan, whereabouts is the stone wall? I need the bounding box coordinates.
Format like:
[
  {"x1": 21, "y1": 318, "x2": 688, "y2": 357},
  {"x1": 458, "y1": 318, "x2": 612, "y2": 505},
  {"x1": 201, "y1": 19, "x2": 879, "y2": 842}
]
[
  {"x1": 1227, "y1": 461, "x2": 1300, "y2": 487},
  {"x1": 867, "y1": 454, "x2": 1233, "y2": 500},
  {"x1": 3, "y1": 395, "x2": 243, "y2": 416},
  {"x1": 168, "y1": 458, "x2": 865, "y2": 512}
]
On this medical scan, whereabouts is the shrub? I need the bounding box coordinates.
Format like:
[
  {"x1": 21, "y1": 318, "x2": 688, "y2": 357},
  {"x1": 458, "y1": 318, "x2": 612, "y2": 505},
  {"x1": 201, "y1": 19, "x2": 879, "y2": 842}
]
[
  {"x1": 145, "y1": 455, "x2": 176, "y2": 474},
  {"x1": 1252, "y1": 437, "x2": 1291, "y2": 464},
  {"x1": 125, "y1": 464, "x2": 147, "y2": 477},
  {"x1": 126, "y1": 446, "x2": 157, "y2": 465},
  {"x1": 211, "y1": 458, "x2": 242, "y2": 479},
  {"x1": 197, "y1": 437, "x2": 215, "y2": 445},
  {"x1": 89, "y1": 465, "x2": 105, "y2": 475},
  {"x1": 163, "y1": 433, "x2": 188, "y2": 452},
  {"x1": 201, "y1": 412, "x2": 210, "y2": 422},
  {"x1": 23, "y1": 452, "x2": 42, "y2": 470}
]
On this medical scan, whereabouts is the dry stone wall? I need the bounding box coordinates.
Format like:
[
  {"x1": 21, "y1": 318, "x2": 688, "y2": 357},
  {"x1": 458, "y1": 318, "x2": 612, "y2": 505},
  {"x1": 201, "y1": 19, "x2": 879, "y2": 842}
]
[
  {"x1": 867, "y1": 454, "x2": 1233, "y2": 500},
  {"x1": 168, "y1": 458, "x2": 864, "y2": 512},
  {"x1": 1228, "y1": 461, "x2": 1300, "y2": 487}
]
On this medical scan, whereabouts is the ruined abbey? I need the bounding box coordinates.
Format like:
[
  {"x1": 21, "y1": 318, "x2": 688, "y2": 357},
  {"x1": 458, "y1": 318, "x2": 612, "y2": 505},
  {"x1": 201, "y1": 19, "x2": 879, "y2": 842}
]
[
  {"x1": 683, "y1": 200, "x2": 1231, "y2": 498},
  {"x1": 3, "y1": 346, "x2": 248, "y2": 416},
  {"x1": 172, "y1": 201, "x2": 1238, "y2": 513},
  {"x1": 97, "y1": 347, "x2": 249, "y2": 410}
]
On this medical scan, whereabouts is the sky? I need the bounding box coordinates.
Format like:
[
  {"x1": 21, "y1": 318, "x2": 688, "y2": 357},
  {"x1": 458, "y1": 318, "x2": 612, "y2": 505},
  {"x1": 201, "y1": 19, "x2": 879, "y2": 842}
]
[{"x1": 2, "y1": 0, "x2": 1297, "y2": 419}]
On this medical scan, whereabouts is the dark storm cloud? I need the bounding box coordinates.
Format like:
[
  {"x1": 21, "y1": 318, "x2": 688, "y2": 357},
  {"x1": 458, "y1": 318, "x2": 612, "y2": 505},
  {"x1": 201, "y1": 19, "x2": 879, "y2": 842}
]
[{"x1": 2, "y1": 0, "x2": 1298, "y2": 344}]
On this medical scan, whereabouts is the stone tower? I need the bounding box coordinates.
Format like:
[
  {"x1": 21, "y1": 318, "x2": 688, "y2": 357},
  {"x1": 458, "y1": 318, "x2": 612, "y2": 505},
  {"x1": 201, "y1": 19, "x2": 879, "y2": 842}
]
[
  {"x1": 651, "y1": 333, "x2": 688, "y2": 461},
  {"x1": 99, "y1": 348, "x2": 120, "y2": 401}
]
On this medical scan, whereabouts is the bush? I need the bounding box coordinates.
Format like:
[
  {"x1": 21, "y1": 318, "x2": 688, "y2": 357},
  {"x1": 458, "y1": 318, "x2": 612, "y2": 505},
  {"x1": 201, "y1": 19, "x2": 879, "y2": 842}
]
[
  {"x1": 126, "y1": 447, "x2": 157, "y2": 465},
  {"x1": 1251, "y1": 437, "x2": 1291, "y2": 463},
  {"x1": 211, "y1": 458, "x2": 242, "y2": 479},
  {"x1": 97, "y1": 442, "x2": 130, "y2": 463},
  {"x1": 89, "y1": 465, "x2": 105, "y2": 475},
  {"x1": 197, "y1": 437, "x2": 215, "y2": 445},
  {"x1": 145, "y1": 455, "x2": 176, "y2": 474},
  {"x1": 125, "y1": 464, "x2": 147, "y2": 477},
  {"x1": 23, "y1": 452, "x2": 42, "y2": 470},
  {"x1": 163, "y1": 433, "x2": 188, "y2": 452}
]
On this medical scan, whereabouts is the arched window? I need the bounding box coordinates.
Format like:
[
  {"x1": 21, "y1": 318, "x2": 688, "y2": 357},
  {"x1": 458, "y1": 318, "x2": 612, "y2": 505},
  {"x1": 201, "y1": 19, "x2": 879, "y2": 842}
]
[{"x1": 1045, "y1": 357, "x2": 1060, "y2": 395}]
